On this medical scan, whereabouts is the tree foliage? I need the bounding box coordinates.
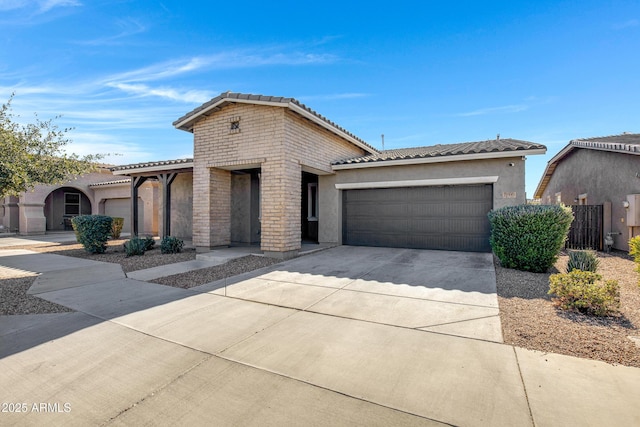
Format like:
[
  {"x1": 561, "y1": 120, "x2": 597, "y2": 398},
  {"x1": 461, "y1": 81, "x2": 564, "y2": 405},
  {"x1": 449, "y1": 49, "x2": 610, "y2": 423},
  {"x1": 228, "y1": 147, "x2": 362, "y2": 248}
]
[{"x1": 0, "y1": 95, "x2": 103, "y2": 198}]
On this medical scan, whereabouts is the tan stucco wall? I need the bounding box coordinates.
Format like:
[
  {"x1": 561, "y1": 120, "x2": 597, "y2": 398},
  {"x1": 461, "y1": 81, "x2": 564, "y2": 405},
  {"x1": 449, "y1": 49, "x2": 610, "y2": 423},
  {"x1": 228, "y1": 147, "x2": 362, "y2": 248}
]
[
  {"x1": 93, "y1": 181, "x2": 159, "y2": 236},
  {"x1": 191, "y1": 103, "x2": 365, "y2": 254},
  {"x1": 540, "y1": 148, "x2": 640, "y2": 250},
  {"x1": 1, "y1": 170, "x2": 126, "y2": 235}
]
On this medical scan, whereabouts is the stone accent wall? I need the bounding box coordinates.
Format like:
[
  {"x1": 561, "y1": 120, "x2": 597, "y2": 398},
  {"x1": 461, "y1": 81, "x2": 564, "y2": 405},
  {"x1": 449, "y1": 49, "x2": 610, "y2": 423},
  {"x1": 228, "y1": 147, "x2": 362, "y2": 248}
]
[{"x1": 190, "y1": 102, "x2": 366, "y2": 253}]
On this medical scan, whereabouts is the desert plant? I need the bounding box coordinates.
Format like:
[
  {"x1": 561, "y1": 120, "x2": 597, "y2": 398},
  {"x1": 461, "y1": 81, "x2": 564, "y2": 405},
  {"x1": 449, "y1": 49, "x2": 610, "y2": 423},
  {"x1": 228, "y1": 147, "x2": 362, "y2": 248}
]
[
  {"x1": 488, "y1": 204, "x2": 573, "y2": 273},
  {"x1": 123, "y1": 236, "x2": 148, "y2": 257},
  {"x1": 71, "y1": 215, "x2": 113, "y2": 254},
  {"x1": 630, "y1": 236, "x2": 640, "y2": 285},
  {"x1": 548, "y1": 270, "x2": 620, "y2": 316},
  {"x1": 566, "y1": 250, "x2": 599, "y2": 273},
  {"x1": 141, "y1": 235, "x2": 156, "y2": 251},
  {"x1": 161, "y1": 236, "x2": 184, "y2": 254},
  {"x1": 110, "y1": 217, "x2": 124, "y2": 239}
]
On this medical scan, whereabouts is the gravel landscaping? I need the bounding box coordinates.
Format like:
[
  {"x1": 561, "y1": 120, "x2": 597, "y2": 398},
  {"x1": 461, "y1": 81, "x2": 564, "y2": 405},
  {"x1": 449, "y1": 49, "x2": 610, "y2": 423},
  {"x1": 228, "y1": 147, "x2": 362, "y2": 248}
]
[
  {"x1": 496, "y1": 250, "x2": 640, "y2": 367},
  {"x1": 0, "y1": 272, "x2": 73, "y2": 316},
  {"x1": 150, "y1": 255, "x2": 280, "y2": 289}
]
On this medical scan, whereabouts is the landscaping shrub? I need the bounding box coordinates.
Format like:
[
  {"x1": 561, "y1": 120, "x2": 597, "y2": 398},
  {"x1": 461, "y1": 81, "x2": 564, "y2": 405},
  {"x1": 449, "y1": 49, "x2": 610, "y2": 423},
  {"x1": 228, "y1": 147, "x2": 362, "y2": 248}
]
[
  {"x1": 488, "y1": 204, "x2": 573, "y2": 273},
  {"x1": 110, "y1": 217, "x2": 124, "y2": 239},
  {"x1": 629, "y1": 236, "x2": 640, "y2": 285},
  {"x1": 548, "y1": 270, "x2": 620, "y2": 316},
  {"x1": 123, "y1": 237, "x2": 148, "y2": 257},
  {"x1": 142, "y1": 235, "x2": 156, "y2": 251},
  {"x1": 71, "y1": 215, "x2": 113, "y2": 254},
  {"x1": 161, "y1": 236, "x2": 184, "y2": 254},
  {"x1": 566, "y1": 250, "x2": 599, "y2": 273}
]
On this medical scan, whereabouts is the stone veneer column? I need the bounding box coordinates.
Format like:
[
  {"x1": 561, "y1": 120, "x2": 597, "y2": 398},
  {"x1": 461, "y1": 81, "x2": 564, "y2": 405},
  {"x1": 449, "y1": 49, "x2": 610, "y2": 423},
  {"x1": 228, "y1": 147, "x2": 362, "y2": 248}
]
[{"x1": 260, "y1": 159, "x2": 301, "y2": 257}]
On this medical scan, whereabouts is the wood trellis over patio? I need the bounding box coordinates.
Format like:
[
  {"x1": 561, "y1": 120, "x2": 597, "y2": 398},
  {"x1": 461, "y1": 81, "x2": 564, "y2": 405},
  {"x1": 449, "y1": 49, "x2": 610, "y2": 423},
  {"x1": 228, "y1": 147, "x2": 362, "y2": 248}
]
[{"x1": 111, "y1": 159, "x2": 194, "y2": 238}]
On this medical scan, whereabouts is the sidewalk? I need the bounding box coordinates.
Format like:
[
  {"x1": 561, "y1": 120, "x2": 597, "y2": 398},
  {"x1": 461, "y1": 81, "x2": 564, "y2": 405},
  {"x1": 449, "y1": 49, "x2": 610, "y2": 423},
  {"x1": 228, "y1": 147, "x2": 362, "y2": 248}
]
[{"x1": 1, "y1": 247, "x2": 639, "y2": 426}]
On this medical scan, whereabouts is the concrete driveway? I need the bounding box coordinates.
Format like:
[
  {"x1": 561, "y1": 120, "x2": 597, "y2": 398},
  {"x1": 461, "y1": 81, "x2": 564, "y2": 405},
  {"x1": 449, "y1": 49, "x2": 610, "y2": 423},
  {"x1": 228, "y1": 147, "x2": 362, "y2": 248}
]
[{"x1": 1, "y1": 245, "x2": 639, "y2": 426}]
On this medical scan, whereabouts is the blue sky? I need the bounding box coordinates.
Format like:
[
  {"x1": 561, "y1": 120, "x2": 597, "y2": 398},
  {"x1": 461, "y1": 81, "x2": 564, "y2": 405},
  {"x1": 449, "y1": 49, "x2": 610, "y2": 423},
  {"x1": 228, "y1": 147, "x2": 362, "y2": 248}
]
[{"x1": 1, "y1": 0, "x2": 639, "y2": 197}]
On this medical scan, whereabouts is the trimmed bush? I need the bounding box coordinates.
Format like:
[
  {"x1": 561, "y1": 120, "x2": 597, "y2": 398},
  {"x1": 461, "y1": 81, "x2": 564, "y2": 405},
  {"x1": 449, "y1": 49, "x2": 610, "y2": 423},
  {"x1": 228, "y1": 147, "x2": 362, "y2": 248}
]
[
  {"x1": 566, "y1": 250, "x2": 599, "y2": 273},
  {"x1": 488, "y1": 204, "x2": 573, "y2": 273},
  {"x1": 123, "y1": 237, "x2": 148, "y2": 257},
  {"x1": 548, "y1": 270, "x2": 620, "y2": 316},
  {"x1": 110, "y1": 217, "x2": 124, "y2": 239},
  {"x1": 71, "y1": 215, "x2": 113, "y2": 254},
  {"x1": 161, "y1": 236, "x2": 184, "y2": 254}
]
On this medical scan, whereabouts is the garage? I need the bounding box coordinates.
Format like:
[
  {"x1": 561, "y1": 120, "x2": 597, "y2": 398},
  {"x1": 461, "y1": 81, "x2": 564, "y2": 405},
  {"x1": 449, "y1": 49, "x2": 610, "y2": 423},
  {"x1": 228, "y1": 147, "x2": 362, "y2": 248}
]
[
  {"x1": 342, "y1": 184, "x2": 493, "y2": 252},
  {"x1": 104, "y1": 198, "x2": 143, "y2": 234}
]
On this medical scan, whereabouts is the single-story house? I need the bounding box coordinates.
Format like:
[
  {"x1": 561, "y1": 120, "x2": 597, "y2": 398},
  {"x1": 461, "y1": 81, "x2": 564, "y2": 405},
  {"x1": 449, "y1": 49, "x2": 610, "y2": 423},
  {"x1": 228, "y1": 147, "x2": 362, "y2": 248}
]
[
  {"x1": 534, "y1": 133, "x2": 640, "y2": 251},
  {"x1": 111, "y1": 92, "x2": 545, "y2": 256},
  {"x1": 0, "y1": 167, "x2": 163, "y2": 237},
  {"x1": 3, "y1": 92, "x2": 546, "y2": 257}
]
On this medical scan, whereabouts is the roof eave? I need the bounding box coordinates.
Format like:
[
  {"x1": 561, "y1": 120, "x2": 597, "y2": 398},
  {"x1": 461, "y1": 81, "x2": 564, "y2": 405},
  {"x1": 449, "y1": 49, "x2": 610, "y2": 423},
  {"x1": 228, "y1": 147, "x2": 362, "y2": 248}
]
[
  {"x1": 533, "y1": 143, "x2": 575, "y2": 199},
  {"x1": 332, "y1": 148, "x2": 546, "y2": 170}
]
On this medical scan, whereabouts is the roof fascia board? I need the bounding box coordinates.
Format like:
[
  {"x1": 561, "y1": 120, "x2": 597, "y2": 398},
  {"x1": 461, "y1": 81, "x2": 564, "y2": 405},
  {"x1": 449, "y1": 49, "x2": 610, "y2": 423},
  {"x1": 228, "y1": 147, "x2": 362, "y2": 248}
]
[
  {"x1": 332, "y1": 148, "x2": 546, "y2": 170},
  {"x1": 335, "y1": 176, "x2": 499, "y2": 190},
  {"x1": 533, "y1": 143, "x2": 575, "y2": 198},
  {"x1": 112, "y1": 164, "x2": 193, "y2": 175}
]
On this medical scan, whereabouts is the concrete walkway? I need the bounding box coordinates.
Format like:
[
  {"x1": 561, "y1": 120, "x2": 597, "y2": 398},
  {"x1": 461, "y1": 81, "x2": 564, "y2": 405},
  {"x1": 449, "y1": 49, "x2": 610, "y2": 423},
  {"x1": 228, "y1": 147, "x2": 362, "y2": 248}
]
[{"x1": 0, "y1": 246, "x2": 639, "y2": 426}]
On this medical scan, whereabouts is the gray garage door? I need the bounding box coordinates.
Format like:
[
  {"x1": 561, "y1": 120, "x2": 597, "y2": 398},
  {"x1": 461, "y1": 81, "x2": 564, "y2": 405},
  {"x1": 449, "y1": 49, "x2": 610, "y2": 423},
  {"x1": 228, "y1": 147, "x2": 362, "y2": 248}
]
[{"x1": 343, "y1": 185, "x2": 493, "y2": 252}]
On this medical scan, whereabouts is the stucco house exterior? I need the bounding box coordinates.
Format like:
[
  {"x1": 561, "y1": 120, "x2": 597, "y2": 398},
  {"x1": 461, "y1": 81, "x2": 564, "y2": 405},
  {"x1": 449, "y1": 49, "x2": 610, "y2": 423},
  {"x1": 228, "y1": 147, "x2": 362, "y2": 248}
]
[
  {"x1": 0, "y1": 167, "x2": 160, "y2": 236},
  {"x1": 3, "y1": 92, "x2": 546, "y2": 256},
  {"x1": 534, "y1": 133, "x2": 640, "y2": 251}
]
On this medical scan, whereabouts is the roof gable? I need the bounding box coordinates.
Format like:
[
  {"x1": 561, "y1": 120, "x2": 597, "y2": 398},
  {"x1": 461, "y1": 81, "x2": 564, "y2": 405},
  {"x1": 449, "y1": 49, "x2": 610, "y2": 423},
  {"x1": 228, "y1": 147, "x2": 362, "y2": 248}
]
[
  {"x1": 173, "y1": 92, "x2": 377, "y2": 154},
  {"x1": 534, "y1": 133, "x2": 640, "y2": 198}
]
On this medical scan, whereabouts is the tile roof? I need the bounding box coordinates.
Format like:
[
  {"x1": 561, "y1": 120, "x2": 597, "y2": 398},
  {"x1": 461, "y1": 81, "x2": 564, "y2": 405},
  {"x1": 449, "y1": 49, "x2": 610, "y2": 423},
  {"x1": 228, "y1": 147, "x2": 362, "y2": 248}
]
[
  {"x1": 110, "y1": 158, "x2": 193, "y2": 172},
  {"x1": 332, "y1": 138, "x2": 546, "y2": 165},
  {"x1": 534, "y1": 133, "x2": 640, "y2": 198},
  {"x1": 172, "y1": 92, "x2": 377, "y2": 153},
  {"x1": 570, "y1": 133, "x2": 640, "y2": 154},
  {"x1": 89, "y1": 179, "x2": 132, "y2": 187}
]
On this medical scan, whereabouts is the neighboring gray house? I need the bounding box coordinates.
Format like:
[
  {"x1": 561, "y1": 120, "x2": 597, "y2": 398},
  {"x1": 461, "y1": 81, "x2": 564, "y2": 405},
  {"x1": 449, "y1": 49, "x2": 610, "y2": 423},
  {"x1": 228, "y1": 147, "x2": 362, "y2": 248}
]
[
  {"x1": 112, "y1": 92, "x2": 546, "y2": 256},
  {"x1": 534, "y1": 133, "x2": 640, "y2": 251}
]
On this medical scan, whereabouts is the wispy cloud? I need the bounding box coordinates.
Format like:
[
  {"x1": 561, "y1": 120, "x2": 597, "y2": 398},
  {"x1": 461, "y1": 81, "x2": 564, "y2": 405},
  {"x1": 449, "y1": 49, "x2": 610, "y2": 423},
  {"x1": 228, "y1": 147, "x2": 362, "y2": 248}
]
[
  {"x1": 0, "y1": 0, "x2": 80, "y2": 13},
  {"x1": 106, "y1": 83, "x2": 213, "y2": 103},
  {"x1": 455, "y1": 104, "x2": 528, "y2": 117},
  {"x1": 75, "y1": 17, "x2": 147, "y2": 46},
  {"x1": 613, "y1": 19, "x2": 639, "y2": 30}
]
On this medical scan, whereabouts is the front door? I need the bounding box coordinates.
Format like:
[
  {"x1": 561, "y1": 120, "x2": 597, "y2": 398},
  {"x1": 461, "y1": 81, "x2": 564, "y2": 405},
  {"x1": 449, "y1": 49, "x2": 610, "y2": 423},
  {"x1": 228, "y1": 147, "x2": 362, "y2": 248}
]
[{"x1": 302, "y1": 172, "x2": 319, "y2": 242}]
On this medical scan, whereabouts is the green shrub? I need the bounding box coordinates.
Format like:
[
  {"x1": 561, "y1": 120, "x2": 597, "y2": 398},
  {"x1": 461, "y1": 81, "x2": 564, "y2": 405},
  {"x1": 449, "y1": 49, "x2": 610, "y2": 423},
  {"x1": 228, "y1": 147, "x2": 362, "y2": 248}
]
[
  {"x1": 71, "y1": 215, "x2": 113, "y2": 254},
  {"x1": 123, "y1": 237, "x2": 148, "y2": 257},
  {"x1": 488, "y1": 204, "x2": 573, "y2": 273},
  {"x1": 566, "y1": 250, "x2": 599, "y2": 273},
  {"x1": 141, "y1": 235, "x2": 156, "y2": 251},
  {"x1": 161, "y1": 236, "x2": 184, "y2": 254},
  {"x1": 110, "y1": 217, "x2": 124, "y2": 239},
  {"x1": 548, "y1": 270, "x2": 620, "y2": 316},
  {"x1": 629, "y1": 236, "x2": 640, "y2": 285}
]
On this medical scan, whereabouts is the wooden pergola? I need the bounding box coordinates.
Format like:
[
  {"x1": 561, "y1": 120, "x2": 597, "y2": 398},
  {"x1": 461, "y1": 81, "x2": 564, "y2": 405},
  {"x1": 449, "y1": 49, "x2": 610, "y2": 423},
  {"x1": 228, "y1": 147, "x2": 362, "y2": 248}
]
[{"x1": 111, "y1": 159, "x2": 193, "y2": 238}]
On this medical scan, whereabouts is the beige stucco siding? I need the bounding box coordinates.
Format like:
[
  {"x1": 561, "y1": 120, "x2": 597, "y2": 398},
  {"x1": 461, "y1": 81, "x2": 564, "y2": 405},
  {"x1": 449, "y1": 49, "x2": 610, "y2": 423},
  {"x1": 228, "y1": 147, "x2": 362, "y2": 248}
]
[{"x1": 540, "y1": 148, "x2": 640, "y2": 250}]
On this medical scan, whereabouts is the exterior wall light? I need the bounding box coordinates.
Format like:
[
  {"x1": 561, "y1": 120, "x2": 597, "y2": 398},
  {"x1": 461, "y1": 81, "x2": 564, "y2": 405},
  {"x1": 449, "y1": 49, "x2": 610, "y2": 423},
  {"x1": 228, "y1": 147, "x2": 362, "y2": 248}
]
[{"x1": 623, "y1": 200, "x2": 630, "y2": 209}]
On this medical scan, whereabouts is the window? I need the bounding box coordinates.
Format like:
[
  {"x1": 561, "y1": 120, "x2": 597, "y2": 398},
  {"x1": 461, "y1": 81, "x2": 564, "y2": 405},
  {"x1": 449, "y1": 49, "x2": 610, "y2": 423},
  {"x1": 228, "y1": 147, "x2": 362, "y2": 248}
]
[
  {"x1": 228, "y1": 115, "x2": 241, "y2": 134},
  {"x1": 64, "y1": 193, "x2": 81, "y2": 215},
  {"x1": 307, "y1": 183, "x2": 318, "y2": 221}
]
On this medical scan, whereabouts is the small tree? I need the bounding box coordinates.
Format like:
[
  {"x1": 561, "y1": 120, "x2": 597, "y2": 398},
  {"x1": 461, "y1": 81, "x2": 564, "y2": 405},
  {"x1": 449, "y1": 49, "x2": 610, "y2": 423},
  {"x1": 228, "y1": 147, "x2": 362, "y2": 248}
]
[{"x1": 0, "y1": 95, "x2": 102, "y2": 198}]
